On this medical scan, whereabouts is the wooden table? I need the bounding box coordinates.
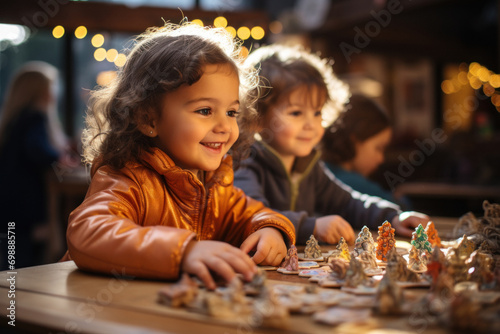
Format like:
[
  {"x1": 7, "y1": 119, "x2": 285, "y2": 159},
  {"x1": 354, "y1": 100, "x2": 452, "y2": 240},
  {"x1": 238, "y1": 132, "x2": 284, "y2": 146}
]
[{"x1": 0, "y1": 218, "x2": 458, "y2": 334}]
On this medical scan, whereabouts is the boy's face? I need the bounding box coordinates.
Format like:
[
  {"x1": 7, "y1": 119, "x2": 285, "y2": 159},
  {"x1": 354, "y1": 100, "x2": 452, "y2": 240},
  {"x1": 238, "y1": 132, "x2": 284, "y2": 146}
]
[
  {"x1": 151, "y1": 64, "x2": 240, "y2": 175},
  {"x1": 260, "y1": 85, "x2": 326, "y2": 160},
  {"x1": 352, "y1": 127, "x2": 392, "y2": 177}
]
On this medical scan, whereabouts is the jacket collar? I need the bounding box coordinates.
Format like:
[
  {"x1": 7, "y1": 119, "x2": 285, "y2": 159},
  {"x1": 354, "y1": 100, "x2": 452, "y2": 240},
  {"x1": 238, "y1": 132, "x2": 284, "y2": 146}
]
[
  {"x1": 139, "y1": 147, "x2": 234, "y2": 187},
  {"x1": 253, "y1": 141, "x2": 322, "y2": 178}
]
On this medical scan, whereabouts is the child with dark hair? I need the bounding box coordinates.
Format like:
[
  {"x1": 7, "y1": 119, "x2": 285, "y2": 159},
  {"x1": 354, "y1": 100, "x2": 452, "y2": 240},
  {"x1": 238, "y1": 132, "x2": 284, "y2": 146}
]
[
  {"x1": 62, "y1": 23, "x2": 295, "y2": 289},
  {"x1": 322, "y1": 94, "x2": 401, "y2": 205},
  {"x1": 234, "y1": 44, "x2": 428, "y2": 245}
]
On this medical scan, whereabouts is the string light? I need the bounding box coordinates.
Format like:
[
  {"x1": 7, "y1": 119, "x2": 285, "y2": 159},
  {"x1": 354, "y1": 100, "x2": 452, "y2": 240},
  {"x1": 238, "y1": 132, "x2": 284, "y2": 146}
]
[
  {"x1": 52, "y1": 25, "x2": 65, "y2": 39},
  {"x1": 191, "y1": 19, "x2": 203, "y2": 27},
  {"x1": 214, "y1": 16, "x2": 227, "y2": 28},
  {"x1": 225, "y1": 26, "x2": 236, "y2": 38},
  {"x1": 442, "y1": 61, "x2": 500, "y2": 111},
  {"x1": 106, "y1": 48, "x2": 118, "y2": 62},
  {"x1": 74, "y1": 26, "x2": 87, "y2": 39},
  {"x1": 236, "y1": 26, "x2": 250, "y2": 40},
  {"x1": 94, "y1": 48, "x2": 106, "y2": 62},
  {"x1": 91, "y1": 34, "x2": 104, "y2": 48},
  {"x1": 250, "y1": 26, "x2": 265, "y2": 40}
]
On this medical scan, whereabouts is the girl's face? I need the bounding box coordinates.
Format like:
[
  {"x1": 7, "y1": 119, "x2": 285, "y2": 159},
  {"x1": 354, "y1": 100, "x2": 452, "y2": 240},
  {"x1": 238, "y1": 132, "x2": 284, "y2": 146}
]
[
  {"x1": 351, "y1": 127, "x2": 392, "y2": 177},
  {"x1": 260, "y1": 85, "x2": 326, "y2": 163},
  {"x1": 151, "y1": 64, "x2": 240, "y2": 176}
]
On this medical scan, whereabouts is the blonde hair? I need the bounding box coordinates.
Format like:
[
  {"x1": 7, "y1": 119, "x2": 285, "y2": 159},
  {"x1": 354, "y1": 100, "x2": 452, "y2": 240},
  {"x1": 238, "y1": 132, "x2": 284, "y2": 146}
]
[
  {"x1": 0, "y1": 61, "x2": 67, "y2": 152},
  {"x1": 83, "y1": 22, "x2": 259, "y2": 171},
  {"x1": 245, "y1": 44, "x2": 349, "y2": 127}
]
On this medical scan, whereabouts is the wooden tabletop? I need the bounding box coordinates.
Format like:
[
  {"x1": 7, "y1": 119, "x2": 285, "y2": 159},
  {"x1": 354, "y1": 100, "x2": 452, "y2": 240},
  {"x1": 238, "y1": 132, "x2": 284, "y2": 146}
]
[{"x1": 0, "y1": 217, "x2": 458, "y2": 334}]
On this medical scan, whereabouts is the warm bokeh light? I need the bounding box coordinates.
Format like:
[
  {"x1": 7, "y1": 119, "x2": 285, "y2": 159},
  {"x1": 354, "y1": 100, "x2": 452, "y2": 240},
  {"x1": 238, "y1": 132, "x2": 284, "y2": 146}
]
[
  {"x1": 457, "y1": 71, "x2": 468, "y2": 85},
  {"x1": 469, "y1": 76, "x2": 482, "y2": 90},
  {"x1": 441, "y1": 80, "x2": 454, "y2": 94},
  {"x1": 91, "y1": 34, "x2": 104, "y2": 48},
  {"x1": 477, "y1": 67, "x2": 491, "y2": 82},
  {"x1": 94, "y1": 48, "x2": 106, "y2": 61},
  {"x1": 469, "y1": 62, "x2": 480, "y2": 76},
  {"x1": 74, "y1": 26, "x2": 87, "y2": 39},
  {"x1": 214, "y1": 16, "x2": 227, "y2": 28},
  {"x1": 236, "y1": 26, "x2": 250, "y2": 40},
  {"x1": 52, "y1": 25, "x2": 65, "y2": 39},
  {"x1": 483, "y1": 83, "x2": 495, "y2": 96},
  {"x1": 251, "y1": 26, "x2": 265, "y2": 40},
  {"x1": 192, "y1": 19, "x2": 204, "y2": 27},
  {"x1": 106, "y1": 48, "x2": 118, "y2": 62},
  {"x1": 492, "y1": 94, "x2": 500, "y2": 106},
  {"x1": 239, "y1": 46, "x2": 249, "y2": 59},
  {"x1": 269, "y1": 21, "x2": 283, "y2": 34},
  {"x1": 96, "y1": 71, "x2": 117, "y2": 86},
  {"x1": 114, "y1": 53, "x2": 127, "y2": 67},
  {"x1": 489, "y1": 74, "x2": 500, "y2": 88},
  {"x1": 225, "y1": 26, "x2": 236, "y2": 38}
]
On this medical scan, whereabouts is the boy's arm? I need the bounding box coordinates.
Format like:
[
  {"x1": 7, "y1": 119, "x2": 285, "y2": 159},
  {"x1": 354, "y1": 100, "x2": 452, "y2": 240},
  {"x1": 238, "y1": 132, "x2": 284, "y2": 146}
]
[
  {"x1": 66, "y1": 168, "x2": 196, "y2": 280},
  {"x1": 234, "y1": 164, "x2": 311, "y2": 243},
  {"x1": 220, "y1": 183, "x2": 295, "y2": 247},
  {"x1": 315, "y1": 162, "x2": 401, "y2": 229}
]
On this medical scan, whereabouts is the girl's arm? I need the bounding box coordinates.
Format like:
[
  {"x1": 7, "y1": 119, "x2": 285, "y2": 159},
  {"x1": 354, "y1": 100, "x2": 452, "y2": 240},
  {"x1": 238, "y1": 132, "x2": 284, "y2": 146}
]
[{"x1": 66, "y1": 167, "x2": 196, "y2": 280}]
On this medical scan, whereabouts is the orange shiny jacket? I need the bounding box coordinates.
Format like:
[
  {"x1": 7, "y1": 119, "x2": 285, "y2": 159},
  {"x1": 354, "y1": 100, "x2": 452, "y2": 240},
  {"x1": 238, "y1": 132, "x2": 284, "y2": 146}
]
[{"x1": 65, "y1": 147, "x2": 295, "y2": 280}]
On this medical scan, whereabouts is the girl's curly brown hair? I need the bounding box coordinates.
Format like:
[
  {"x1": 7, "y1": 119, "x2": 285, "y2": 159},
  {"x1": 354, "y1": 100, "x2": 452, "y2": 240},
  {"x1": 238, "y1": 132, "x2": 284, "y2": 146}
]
[{"x1": 82, "y1": 22, "x2": 259, "y2": 171}]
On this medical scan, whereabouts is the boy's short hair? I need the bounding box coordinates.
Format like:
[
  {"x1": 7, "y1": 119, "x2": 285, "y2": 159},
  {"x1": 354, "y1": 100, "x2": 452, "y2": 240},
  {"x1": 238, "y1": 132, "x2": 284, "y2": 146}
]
[{"x1": 245, "y1": 44, "x2": 349, "y2": 127}]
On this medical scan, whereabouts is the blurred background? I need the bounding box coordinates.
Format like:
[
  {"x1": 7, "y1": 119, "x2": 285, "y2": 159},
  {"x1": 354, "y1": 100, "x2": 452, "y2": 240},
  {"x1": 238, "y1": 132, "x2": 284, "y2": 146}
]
[{"x1": 0, "y1": 0, "x2": 499, "y2": 264}]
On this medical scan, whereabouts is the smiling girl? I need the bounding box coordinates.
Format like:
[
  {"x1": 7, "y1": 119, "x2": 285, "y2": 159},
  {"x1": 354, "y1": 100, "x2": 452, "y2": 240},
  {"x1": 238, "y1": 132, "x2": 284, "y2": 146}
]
[{"x1": 62, "y1": 23, "x2": 295, "y2": 289}]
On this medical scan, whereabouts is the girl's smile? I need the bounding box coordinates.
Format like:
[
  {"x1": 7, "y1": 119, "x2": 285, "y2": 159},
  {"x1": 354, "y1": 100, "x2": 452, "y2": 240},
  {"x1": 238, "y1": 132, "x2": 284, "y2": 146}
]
[{"x1": 148, "y1": 63, "x2": 240, "y2": 177}]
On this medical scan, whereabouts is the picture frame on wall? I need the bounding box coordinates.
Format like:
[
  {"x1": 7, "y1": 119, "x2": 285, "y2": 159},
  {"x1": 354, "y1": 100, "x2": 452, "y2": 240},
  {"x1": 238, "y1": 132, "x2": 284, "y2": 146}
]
[{"x1": 393, "y1": 59, "x2": 435, "y2": 139}]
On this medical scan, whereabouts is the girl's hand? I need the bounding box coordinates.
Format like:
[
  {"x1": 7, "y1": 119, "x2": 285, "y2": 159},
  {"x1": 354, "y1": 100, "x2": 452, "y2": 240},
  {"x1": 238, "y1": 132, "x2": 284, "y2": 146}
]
[
  {"x1": 240, "y1": 227, "x2": 287, "y2": 266},
  {"x1": 314, "y1": 215, "x2": 355, "y2": 245},
  {"x1": 181, "y1": 240, "x2": 257, "y2": 290},
  {"x1": 391, "y1": 211, "x2": 430, "y2": 237}
]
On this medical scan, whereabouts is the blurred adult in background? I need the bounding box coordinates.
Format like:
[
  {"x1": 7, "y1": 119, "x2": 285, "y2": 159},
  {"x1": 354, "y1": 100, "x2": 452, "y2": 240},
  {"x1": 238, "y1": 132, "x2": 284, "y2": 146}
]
[
  {"x1": 322, "y1": 94, "x2": 411, "y2": 209},
  {"x1": 0, "y1": 61, "x2": 78, "y2": 269}
]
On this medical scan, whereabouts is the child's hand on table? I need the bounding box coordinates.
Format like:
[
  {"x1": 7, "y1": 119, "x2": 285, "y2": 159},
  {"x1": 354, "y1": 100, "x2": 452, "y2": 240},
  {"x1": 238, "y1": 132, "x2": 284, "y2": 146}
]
[
  {"x1": 240, "y1": 227, "x2": 287, "y2": 267},
  {"x1": 181, "y1": 240, "x2": 257, "y2": 290},
  {"x1": 314, "y1": 215, "x2": 355, "y2": 245},
  {"x1": 392, "y1": 211, "x2": 430, "y2": 237}
]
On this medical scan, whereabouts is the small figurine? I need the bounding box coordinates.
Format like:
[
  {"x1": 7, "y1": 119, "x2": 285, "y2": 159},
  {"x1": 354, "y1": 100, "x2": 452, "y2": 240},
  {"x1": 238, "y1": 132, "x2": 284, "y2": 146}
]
[
  {"x1": 456, "y1": 234, "x2": 475, "y2": 259},
  {"x1": 352, "y1": 226, "x2": 375, "y2": 257},
  {"x1": 373, "y1": 273, "x2": 404, "y2": 315},
  {"x1": 278, "y1": 245, "x2": 299, "y2": 273},
  {"x1": 411, "y1": 224, "x2": 433, "y2": 256},
  {"x1": 408, "y1": 244, "x2": 427, "y2": 272},
  {"x1": 328, "y1": 257, "x2": 350, "y2": 281},
  {"x1": 304, "y1": 235, "x2": 322, "y2": 259},
  {"x1": 344, "y1": 257, "x2": 373, "y2": 288},
  {"x1": 385, "y1": 248, "x2": 420, "y2": 283},
  {"x1": 376, "y1": 221, "x2": 396, "y2": 262},
  {"x1": 336, "y1": 237, "x2": 351, "y2": 262},
  {"x1": 157, "y1": 273, "x2": 199, "y2": 308},
  {"x1": 445, "y1": 248, "x2": 469, "y2": 283},
  {"x1": 425, "y1": 221, "x2": 442, "y2": 247},
  {"x1": 466, "y1": 250, "x2": 495, "y2": 290},
  {"x1": 425, "y1": 245, "x2": 445, "y2": 285},
  {"x1": 318, "y1": 257, "x2": 349, "y2": 287}
]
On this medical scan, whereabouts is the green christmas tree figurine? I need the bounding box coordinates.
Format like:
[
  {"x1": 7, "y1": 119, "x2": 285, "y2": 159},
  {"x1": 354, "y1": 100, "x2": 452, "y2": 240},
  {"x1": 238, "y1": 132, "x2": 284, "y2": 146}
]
[
  {"x1": 411, "y1": 224, "x2": 433, "y2": 255},
  {"x1": 376, "y1": 221, "x2": 396, "y2": 262}
]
